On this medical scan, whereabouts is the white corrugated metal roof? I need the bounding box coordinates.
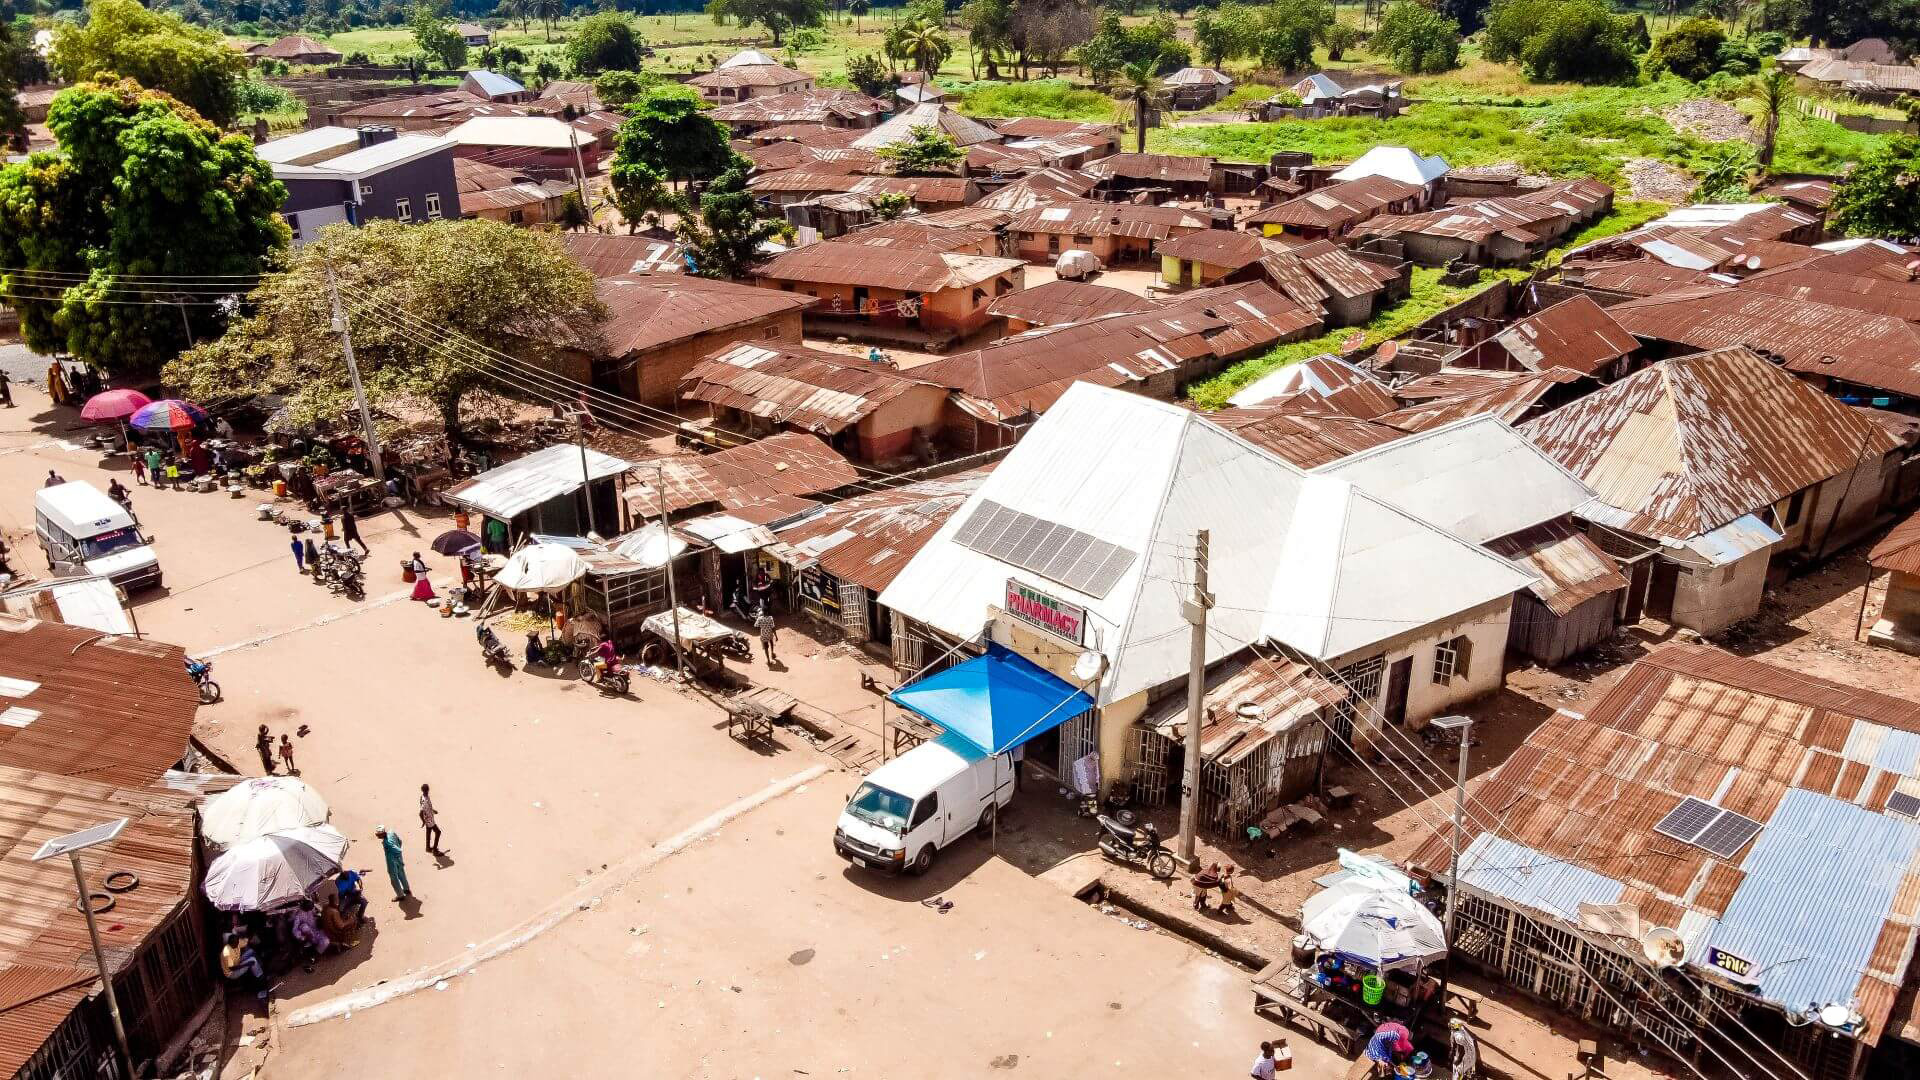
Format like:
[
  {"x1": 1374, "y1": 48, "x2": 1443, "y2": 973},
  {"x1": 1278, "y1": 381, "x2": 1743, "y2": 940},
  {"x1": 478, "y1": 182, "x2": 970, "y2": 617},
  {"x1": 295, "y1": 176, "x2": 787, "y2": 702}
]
[
  {"x1": 443, "y1": 444, "x2": 631, "y2": 520},
  {"x1": 446, "y1": 115, "x2": 581, "y2": 149},
  {"x1": 1226, "y1": 354, "x2": 1377, "y2": 407},
  {"x1": 878, "y1": 384, "x2": 1535, "y2": 703},
  {"x1": 1330, "y1": 145, "x2": 1449, "y2": 187},
  {"x1": 1314, "y1": 415, "x2": 1596, "y2": 544},
  {"x1": 254, "y1": 126, "x2": 361, "y2": 165}
]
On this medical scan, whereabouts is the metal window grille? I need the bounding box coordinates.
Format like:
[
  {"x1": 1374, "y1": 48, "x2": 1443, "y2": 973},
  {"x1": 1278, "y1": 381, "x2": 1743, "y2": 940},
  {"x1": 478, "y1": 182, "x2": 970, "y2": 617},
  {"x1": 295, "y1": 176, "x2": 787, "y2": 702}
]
[
  {"x1": 1433, "y1": 638, "x2": 1459, "y2": 683},
  {"x1": 1058, "y1": 709, "x2": 1098, "y2": 785},
  {"x1": 1330, "y1": 655, "x2": 1384, "y2": 742},
  {"x1": 1129, "y1": 727, "x2": 1170, "y2": 806}
]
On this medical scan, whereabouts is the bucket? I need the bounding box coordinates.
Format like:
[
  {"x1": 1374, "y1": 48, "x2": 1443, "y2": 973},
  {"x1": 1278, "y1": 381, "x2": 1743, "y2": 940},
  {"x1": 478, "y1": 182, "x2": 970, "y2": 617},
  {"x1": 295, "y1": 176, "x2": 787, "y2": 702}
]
[
  {"x1": 1361, "y1": 974, "x2": 1386, "y2": 1005},
  {"x1": 273, "y1": 479, "x2": 288, "y2": 498}
]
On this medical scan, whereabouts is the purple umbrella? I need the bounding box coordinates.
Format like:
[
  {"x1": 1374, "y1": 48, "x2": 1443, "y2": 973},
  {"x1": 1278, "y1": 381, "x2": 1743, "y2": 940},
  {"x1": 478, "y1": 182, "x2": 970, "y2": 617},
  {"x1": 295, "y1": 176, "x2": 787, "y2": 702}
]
[{"x1": 128, "y1": 398, "x2": 209, "y2": 432}]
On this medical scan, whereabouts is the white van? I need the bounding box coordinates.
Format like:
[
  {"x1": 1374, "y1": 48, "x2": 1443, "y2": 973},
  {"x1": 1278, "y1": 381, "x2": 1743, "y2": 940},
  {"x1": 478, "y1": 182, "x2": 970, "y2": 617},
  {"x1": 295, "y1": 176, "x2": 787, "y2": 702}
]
[
  {"x1": 834, "y1": 731, "x2": 1014, "y2": 875},
  {"x1": 34, "y1": 481, "x2": 162, "y2": 592}
]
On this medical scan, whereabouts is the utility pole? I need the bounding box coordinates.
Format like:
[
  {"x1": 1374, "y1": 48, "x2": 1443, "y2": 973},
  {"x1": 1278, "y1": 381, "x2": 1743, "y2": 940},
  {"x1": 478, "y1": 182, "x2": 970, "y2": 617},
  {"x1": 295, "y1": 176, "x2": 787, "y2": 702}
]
[
  {"x1": 1431, "y1": 713, "x2": 1474, "y2": 1015},
  {"x1": 1176, "y1": 529, "x2": 1212, "y2": 867},
  {"x1": 652, "y1": 462, "x2": 684, "y2": 681},
  {"x1": 574, "y1": 408, "x2": 598, "y2": 538},
  {"x1": 31, "y1": 820, "x2": 135, "y2": 1080},
  {"x1": 568, "y1": 126, "x2": 593, "y2": 229},
  {"x1": 326, "y1": 267, "x2": 385, "y2": 481}
]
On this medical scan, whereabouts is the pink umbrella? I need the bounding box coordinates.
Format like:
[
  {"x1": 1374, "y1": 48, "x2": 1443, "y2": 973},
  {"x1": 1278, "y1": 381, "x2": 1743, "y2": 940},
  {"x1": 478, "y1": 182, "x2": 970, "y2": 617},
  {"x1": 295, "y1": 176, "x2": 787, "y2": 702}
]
[{"x1": 79, "y1": 389, "x2": 153, "y2": 453}]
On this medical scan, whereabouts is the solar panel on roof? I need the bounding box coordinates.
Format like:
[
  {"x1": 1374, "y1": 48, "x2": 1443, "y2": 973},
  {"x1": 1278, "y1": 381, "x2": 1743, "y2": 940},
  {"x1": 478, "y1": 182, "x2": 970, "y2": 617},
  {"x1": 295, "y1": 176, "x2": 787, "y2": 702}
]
[
  {"x1": 1887, "y1": 790, "x2": 1920, "y2": 820},
  {"x1": 954, "y1": 500, "x2": 1138, "y2": 597},
  {"x1": 1654, "y1": 796, "x2": 1764, "y2": 859},
  {"x1": 1653, "y1": 797, "x2": 1722, "y2": 844}
]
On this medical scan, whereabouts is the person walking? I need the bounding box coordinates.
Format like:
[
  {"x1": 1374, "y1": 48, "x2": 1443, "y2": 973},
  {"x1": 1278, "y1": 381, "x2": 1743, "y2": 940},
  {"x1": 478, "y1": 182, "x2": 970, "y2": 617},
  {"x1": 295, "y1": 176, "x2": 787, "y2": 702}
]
[
  {"x1": 130, "y1": 451, "x2": 146, "y2": 486},
  {"x1": 0, "y1": 367, "x2": 13, "y2": 407},
  {"x1": 277, "y1": 734, "x2": 298, "y2": 776},
  {"x1": 375, "y1": 827, "x2": 412, "y2": 900},
  {"x1": 255, "y1": 725, "x2": 276, "y2": 774},
  {"x1": 1219, "y1": 865, "x2": 1239, "y2": 916},
  {"x1": 754, "y1": 606, "x2": 777, "y2": 663},
  {"x1": 1251, "y1": 1041, "x2": 1279, "y2": 1080},
  {"x1": 44, "y1": 469, "x2": 64, "y2": 487},
  {"x1": 1448, "y1": 1019, "x2": 1478, "y2": 1080},
  {"x1": 290, "y1": 527, "x2": 306, "y2": 574},
  {"x1": 1192, "y1": 863, "x2": 1221, "y2": 912},
  {"x1": 341, "y1": 508, "x2": 369, "y2": 555},
  {"x1": 419, "y1": 784, "x2": 442, "y2": 854},
  {"x1": 143, "y1": 448, "x2": 162, "y2": 487}
]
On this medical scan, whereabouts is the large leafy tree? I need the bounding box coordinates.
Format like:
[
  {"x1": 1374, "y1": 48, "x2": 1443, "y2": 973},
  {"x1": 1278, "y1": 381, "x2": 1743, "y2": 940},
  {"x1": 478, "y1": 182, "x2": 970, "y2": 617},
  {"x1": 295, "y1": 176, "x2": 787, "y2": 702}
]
[
  {"x1": 958, "y1": 0, "x2": 1012, "y2": 78},
  {"x1": 1642, "y1": 17, "x2": 1725, "y2": 82},
  {"x1": 0, "y1": 79, "x2": 288, "y2": 375},
  {"x1": 0, "y1": 21, "x2": 24, "y2": 149},
  {"x1": 1254, "y1": 0, "x2": 1334, "y2": 73},
  {"x1": 1115, "y1": 59, "x2": 1164, "y2": 154},
  {"x1": 1750, "y1": 69, "x2": 1793, "y2": 172},
  {"x1": 874, "y1": 124, "x2": 962, "y2": 173},
  {"x1": 51, "y1": 0, "x2": 248, "y2": 127},
  {"x1": 1483, "y1": 0, "x2": 1638, "y2": 84},
  {"x1": 609, "y1": 84, "x2": 735, "y2": 229},
  {"x1": 568, "y1": 13, "x2": 644, "y2": 74},
  {"x1": 1372, "y1": 1, "x2": 1461, "y2": 74},
  {"x1": 676, "y1": 162, "x2": 789, "y2": 280},
  {"x1": 409, "y1": 5, "x2": 468, "y2": 69},
  {"x1": 706, "y1": 0, "x2": 825, "y2": 45},
  {"x1": 889, "y1": 19, "x2": 952, "y2": 75},
  {"x1": 164, "y1": 220, "x2": 604, "y2": 441},
  {"x1": 1829, "y1": 136, "x2": 1920, "y2": 239}
]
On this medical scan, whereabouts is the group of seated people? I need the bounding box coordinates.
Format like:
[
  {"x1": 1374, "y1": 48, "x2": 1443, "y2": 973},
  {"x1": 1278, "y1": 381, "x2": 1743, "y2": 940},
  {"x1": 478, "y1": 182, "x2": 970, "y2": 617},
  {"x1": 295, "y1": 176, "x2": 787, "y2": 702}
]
[{"x1": 220, "y1": 869, "x2": 370, "y2": 986}]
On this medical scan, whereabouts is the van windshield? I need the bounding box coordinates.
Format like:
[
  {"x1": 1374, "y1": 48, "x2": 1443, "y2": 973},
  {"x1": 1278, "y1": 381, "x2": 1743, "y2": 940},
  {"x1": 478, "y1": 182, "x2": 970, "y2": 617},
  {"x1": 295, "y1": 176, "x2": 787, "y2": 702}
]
[
  {"x1": 846, "y1": 782, "x2": 911, "y2": 834},
  {"x1": 79, "y1": 527, "x2": 143, "y2": 560}
]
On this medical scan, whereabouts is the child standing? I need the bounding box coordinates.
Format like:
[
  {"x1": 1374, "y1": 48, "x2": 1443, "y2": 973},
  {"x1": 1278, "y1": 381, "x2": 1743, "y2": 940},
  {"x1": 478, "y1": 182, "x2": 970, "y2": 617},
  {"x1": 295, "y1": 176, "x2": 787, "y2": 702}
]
[{"x1": 277, "y1": 734, "x2": 297, "y2": 775}]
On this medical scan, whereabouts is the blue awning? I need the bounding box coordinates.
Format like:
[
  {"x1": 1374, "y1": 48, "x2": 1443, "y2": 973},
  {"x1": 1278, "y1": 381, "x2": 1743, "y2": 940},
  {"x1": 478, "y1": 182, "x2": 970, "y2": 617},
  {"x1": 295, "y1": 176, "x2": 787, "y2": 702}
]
[{"x1": 889, "y1": 643, "x2": 1094, "y2": 756}]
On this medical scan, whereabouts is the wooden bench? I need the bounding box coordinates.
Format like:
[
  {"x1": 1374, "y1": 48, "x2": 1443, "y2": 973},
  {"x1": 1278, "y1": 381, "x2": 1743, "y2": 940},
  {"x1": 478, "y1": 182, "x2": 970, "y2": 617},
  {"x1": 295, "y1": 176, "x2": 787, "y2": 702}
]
[{"x1": 1251, "y1": 960, "x2": 1363, "y2": 1058}]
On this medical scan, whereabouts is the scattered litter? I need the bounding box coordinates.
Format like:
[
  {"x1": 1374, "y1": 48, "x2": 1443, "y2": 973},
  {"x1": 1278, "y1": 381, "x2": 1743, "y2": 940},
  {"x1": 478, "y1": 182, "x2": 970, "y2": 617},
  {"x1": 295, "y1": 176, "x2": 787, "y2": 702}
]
[
  {"x1": 434, "y1": 981, "x2": 448, "y2": 992},
  {"x1": 974, "y1": 950, "x2": 987, "y2": 961},
  {"x1": 919, "y1": 896, "x2": 953, "y2": 913},
  {"x1": 237, "y1": 1035, "x2": 254, "y2": 1047},
  {"x1": 532, "y1": 801, "x2": 543, "y2": 809},
  {"x1": 657, "y1": 1001, "x2": 665, "y2": 1008},
  {"x1": 466, "y1": 943, "x2": 476, "y2": 949}
]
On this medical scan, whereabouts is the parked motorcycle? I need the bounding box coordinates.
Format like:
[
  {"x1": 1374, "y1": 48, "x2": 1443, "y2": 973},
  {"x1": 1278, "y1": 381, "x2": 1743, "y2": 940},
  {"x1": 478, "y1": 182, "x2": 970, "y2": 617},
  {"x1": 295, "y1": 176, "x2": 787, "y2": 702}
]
[
  {"x1": 579, "y1": 655, "x2": 631, "y2": 695},
  {"x1": 477, "y1": 624, "x2": 513, "y2": 670},
  {"x1": 184, "y1": 658, "x2": 221, "y2": 704},
  {"x1": 1095, "y1": 815, "x2": 1175, "y2": 879}
]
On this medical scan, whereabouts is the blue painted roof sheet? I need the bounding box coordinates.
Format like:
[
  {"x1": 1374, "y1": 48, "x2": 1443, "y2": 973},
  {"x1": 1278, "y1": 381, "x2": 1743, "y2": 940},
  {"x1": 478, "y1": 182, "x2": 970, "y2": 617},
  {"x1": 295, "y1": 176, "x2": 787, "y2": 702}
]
[
  {"x1": 1457, "y1": 833, "x2": 1625, "y2": 921},
  {"x1": 467, "y1": 70, "x2": 525, "y2": 97},
  {"x1": 1701, "y1": 788, "x2": 1920, "y2": 1016}
]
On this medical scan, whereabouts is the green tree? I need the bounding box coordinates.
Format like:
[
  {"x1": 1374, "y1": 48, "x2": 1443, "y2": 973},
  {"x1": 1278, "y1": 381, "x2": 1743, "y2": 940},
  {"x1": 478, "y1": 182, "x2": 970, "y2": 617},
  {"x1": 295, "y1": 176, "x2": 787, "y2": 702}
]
[
  {"x1": 1254, "y1": 0, "x2": 1333, "y2": 73},
  {"x1": 959, "y1": 0, "x2": 1011, "y2": 77},
  {"x1": 1750, "y1": 68, "x2": 1792, "y2": 171},
  {"x1": 536, "y1": 0, "x2": 564, "y2": 41},
  {"x1": 1692, "y1": 144, "x2": 1754, "y2": 202},
  {"x1": 558, "y1": 190, "x2": 590, "y2": 230},
  {"x1": 894, "y1": 19, "x2": 952, "y2": 74},
  {"x1": 0, "y1": 21, "x2": 26, "y2": 148},
  {"x1": 165, "y1": 220, "x2": 603, "y2": 441},
  {"x1": 849, "y1": 0, "x2": 870, "y2": 31},
  {"x1": 1830, "y1": 136, "x2": 1920, "y2": 238},
  {"x1": 0, "y1": 79, "x2": 288, "y2": 375},
  {"x1": 594, "y1": 69, "x2": 654, "y2": 105},
  {"x1": 1192, "y1": 8, "x2": 1232, "y2": 67},
  {"x1": 568, "y1": 12, "x2": 643, "y2": 74},
  {"x1": 51, "y1": 0, "x2": 248, "y2": 127},
  {"x1": 1116, "y1": 59, "x2": 1164, "y2": 154},
  {"x1": 1483, "y1": 0, "x2": 1637, "y2": 84},
  {"x1": 1643, "y1": 17, "x2": 1725, "y2": 82},
  {"x1": 1372, "y1": 1, "x2": 1461, "y2": 74},
  {"x1": 676, "y1": 162, "x2": 788, "y2": 279},
  {"x1": 609, "y1": 84, "x2": 735, "y2": 224},
  {"x1": 845, "y1": 52, "x2": 893, "y2": 96},
  {"x1": 873, "y1": 123, "x2": 962, "y2": 172},
  {"x1": 706, "y1": 0, "x2": 825, "y2": 45},
  {"x1": 1319, "y1": 21, "x2": 1360, "y2": 61},
  {"x1": 868, "y1": 191, "x2": 912, "y2": 219},
  {"x1": 409, "y1": 5, "x2": 468, "y2": 69}
]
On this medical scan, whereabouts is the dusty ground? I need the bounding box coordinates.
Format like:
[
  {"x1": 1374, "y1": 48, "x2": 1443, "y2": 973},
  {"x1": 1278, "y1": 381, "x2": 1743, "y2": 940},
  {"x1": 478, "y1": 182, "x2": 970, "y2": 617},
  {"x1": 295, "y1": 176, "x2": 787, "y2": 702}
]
[
  {"x1": 1623, "y1": 157, "x2": 1696, "y2": 204},
  {"x1": 1662, "y1": 100, "x2": 1756, "y2": 146},
  {"x1": 12, "y1": 366, "x2": 1864, "y2": 1080}
]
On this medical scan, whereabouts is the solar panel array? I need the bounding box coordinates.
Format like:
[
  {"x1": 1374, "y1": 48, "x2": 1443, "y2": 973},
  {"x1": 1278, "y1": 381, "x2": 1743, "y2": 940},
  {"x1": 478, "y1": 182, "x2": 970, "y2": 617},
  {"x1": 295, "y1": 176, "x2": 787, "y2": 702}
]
[
  {"x1": 952, "y1": 500, "x2": 1138, "y2": 598},
  {"x1": 1888, "y1": 790, "x2": 1920, "y2": 821},
  {"x1": 1654, "y1": 797, "x2": 1765, "y2": 860}
]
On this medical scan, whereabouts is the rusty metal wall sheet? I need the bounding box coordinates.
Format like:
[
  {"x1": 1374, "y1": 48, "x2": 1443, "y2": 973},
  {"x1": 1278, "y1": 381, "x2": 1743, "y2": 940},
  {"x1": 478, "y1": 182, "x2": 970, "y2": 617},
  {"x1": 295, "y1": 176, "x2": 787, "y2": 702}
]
[{"x1": 1869, "y1": 510, "x2": 1920, "y2": 576}]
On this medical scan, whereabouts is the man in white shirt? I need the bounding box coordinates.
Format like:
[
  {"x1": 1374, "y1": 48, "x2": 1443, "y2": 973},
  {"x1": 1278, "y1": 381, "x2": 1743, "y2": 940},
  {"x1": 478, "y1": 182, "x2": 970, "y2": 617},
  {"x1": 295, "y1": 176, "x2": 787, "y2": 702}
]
[{"x1": 1251, "y1": 1040, "x2": 1278, "y2": 1079}]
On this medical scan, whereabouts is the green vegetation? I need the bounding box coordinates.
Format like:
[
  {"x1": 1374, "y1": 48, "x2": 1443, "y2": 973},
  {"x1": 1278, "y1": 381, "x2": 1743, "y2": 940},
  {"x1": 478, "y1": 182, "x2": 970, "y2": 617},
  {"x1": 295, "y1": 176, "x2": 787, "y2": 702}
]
[
  {"x1": 953, "y1": 78, "x2": 1113, "y2": 121},
  {"x1": 1482, "y1": 0, "x2": 1640, "y2": 85},
  {"x1": 1372, "y1": 1, "x2": 1461, "y2": 74},
  {"x1": 0, "y1": 79, "x2": 289, "y2": 375},
  {"x1": 1642, "y1": 18, "x2": 1723, "y2": 83},
  {"x1": 53, "y1": 0, "x2": 249, "y2": 126},
  {"x1": 873, "y1": 123, "x2": 964, "y2": 172},
  {"x1": 566, "y1": 12, "x2": 644, "y2": 75},
  {"x1": 409, "y1": 5, "x2": 468, "y2": 69},
  {"x1": 1189, "y1": 266, "x2": 1530, "y2": 410},
  {"x1": 1830, "y1": 136, "x2": 1920, "y2": 239},
  {"x1": 1541, "y1": 198, "x2": 1666, "y2": 263}
]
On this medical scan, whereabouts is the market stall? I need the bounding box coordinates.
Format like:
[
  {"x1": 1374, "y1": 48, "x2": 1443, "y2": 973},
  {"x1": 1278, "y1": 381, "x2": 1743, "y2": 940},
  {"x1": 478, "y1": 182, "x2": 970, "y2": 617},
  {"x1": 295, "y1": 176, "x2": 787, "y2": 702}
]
[{"x1": 637, "y1": 606, "x2": 749, "y2": 681}]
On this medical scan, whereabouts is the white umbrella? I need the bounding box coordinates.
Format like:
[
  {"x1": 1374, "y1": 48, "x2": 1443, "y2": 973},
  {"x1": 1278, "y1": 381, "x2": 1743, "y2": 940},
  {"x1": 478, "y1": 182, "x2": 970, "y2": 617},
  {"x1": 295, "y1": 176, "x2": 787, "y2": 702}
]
[
  {"x1": 204, "y1": 824, "x2": 349, "y2": 912},
  {"x1": 1302, "y1": 879, "x2": 1446, "y2": 972},
  {"x1": 495, "y1": 543, "x2": 591, "y2": 592},
  {"x1": 200, "y1": 776, "x2": 330, "y2": 847}
]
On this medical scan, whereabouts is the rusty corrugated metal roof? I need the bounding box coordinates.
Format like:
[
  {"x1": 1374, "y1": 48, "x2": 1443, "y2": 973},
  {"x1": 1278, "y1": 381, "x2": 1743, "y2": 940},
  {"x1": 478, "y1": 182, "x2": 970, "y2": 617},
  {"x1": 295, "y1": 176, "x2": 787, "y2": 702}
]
[
  {"x1": 769, "y1": 468, "x2": 991, "y2": 592},
  {"x1": 1410, "y1": 643, "x2": 1920, "y2": 1047},
  {"x1": 1869, "y1": 510, "x2": 1920, "y2": 576},
  {"x1": 1008, "y1": 199, "x2": 1210, "y2": 239},
  {"x1": 1485, "y1": 519, "x2": 1628, "y2": 615},
  {"x1": 1081, "y1": 152, "x2": 1211, "y2": 184},
  {"x1": 1491, "y1": 294, "x2": 1639, "y2": 376},
  {"x1": 1155, "y1": 228, "x2": 1275, "y2": 269},
  {"x1": 595, "y1": 274, "x2": 815, "y2": 357},
  {"x1": 626, "y1": 434, "x2": 858, "y2": 515},
  {"x1": 1242, "y1": 174, "x2": 1421, "y2": 229},
  {"x1": 1521, "y1": 346, "x2": 1899, "y2": 540},
  {"x1": 1382, "y1": 370, "x2": 1576, "y2": 433},
  {"x1": 678, "y1": 341, "x2": 948, "y2": 436},
  {"x1": 840, "y1": 218, "x2": 999, "y2": 255},
  {"x1": 0, "y1": 618, "x2": 196, "y2": 787},
  {"x1": 1208, "y1": 407, "x2": 1405, "y2": 468},
  {"x1": 755, "y1": 239, "x2": 1022, "y2": 293},
  {"x1": 747, "y1": 172, "x2": 976, "y2": 203},
  {"x1": 690, "y1": 62, "x2": 811, "y2": 90},
  {"x1": 1562, "y1": 258, "x2": 1723, "y2": 296},
  {"x1": 987, "y1": 280, "x2": 1150, "y2": 326},
  {"x1": 1143, "y1": 655, "x2": 1345, "y2": 765},
  {"x1": 710, "y1": 89, "x2": 887, "y2": 125},
  {"x1": 558, "y1": 233, "x2": 687, "y2": 278}
]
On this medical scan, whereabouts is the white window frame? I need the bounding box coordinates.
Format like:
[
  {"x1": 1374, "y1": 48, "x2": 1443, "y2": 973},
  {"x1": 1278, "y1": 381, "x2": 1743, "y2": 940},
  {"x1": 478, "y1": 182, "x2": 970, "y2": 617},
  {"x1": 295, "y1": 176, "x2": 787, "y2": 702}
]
[
  {"x1": 394, "y1": 197, "x2": 412, "y2": 223},
  {"x1": 425, "y1": 192, "x2": 443, "y2": 220}
]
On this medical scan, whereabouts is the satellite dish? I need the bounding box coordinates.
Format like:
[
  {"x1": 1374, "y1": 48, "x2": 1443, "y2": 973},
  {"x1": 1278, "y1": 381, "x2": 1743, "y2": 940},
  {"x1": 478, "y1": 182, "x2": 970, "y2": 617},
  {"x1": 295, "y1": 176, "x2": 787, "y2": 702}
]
[
  {"x1": 1818, "y1": 1004, "x2": 1853, "y2": 1028},
  {"x1": 1641, "y1": 927, "x2": 1685, "y2": 969},
  {"x1": 1072, "y1": 649, "x2": 1106, "y2": 682}
]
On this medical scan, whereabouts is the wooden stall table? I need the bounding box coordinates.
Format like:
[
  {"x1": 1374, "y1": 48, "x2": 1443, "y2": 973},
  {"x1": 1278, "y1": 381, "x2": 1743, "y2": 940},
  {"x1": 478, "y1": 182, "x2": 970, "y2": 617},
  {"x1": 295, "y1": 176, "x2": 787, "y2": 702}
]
[{"x1": 1251, "y1": 960, "x2": 1365, "y2": 1058}]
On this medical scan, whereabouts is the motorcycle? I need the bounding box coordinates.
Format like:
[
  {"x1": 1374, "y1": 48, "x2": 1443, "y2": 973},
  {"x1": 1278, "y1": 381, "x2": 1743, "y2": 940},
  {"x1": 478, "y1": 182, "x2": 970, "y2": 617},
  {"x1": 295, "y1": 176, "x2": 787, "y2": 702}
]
[
  {"x1": 476, "y1": 624, "x2": 513, "y2": 670},
  {"x1": 184, "y1": 658, "x2": 221, "y2": 704},
  {"x1": 579, "y1": 653, "x2": 631, "y2": 695},
  {"x1": 1095, "y1": 815, "x2": 1175, "y2": 880}
]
